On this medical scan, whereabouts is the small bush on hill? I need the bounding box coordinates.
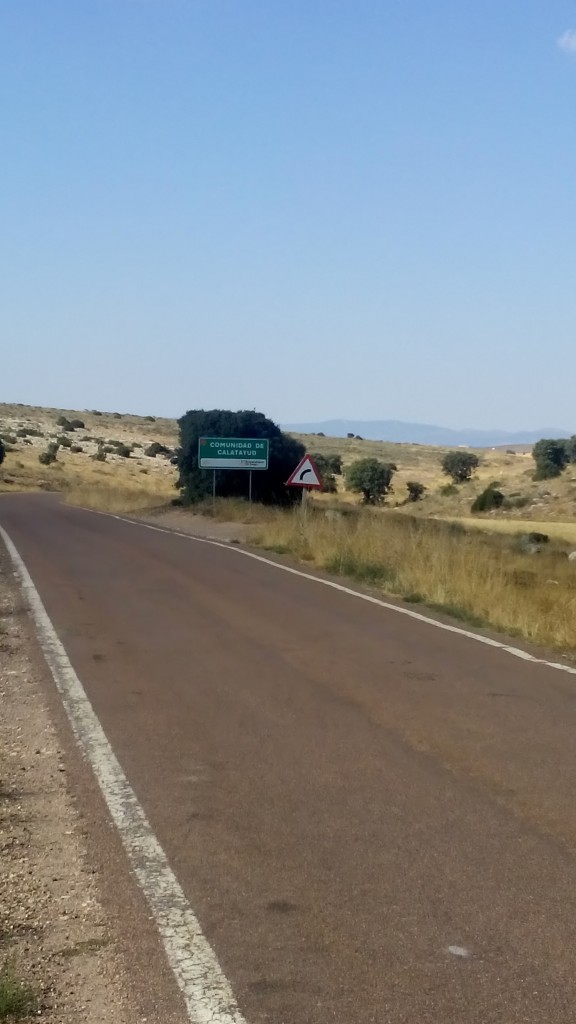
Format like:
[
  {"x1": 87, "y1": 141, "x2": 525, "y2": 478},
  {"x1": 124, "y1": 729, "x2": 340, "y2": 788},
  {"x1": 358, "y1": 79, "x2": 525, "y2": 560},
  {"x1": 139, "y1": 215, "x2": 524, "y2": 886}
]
[
  {"x1": 406, "y1": 481, "x2": 426, "y2": 502},
  {"x1": 70, "y1": 418, "x2": 85, "y2": 429},
  {"x1": 115, "y1": 443, "x2": 132, "y2": 458},
  {"x1": 0, "y1": 439, "x2": 5, "y2": 466},
  {"x1": 144, "y1": 415, "x2": 156, "y2": 422},
  {"x1": 145, "y1": 441, "x2": 171, "y2": 458},
  {"x1": 57, "y1": 435, "x2": 72, "y2": 447},
  {"x1": 70, "y1": 444, "x2": 83, "y2": 453},
  {"x1": 471, "y1": 486, "x2": 505, "y2": 513},
  {"x1": 39, "y1": 442, "x2": 58, "y2": 465},
  {"x1": 440, "y1": 483, "x2": 457, "y2": 496}
]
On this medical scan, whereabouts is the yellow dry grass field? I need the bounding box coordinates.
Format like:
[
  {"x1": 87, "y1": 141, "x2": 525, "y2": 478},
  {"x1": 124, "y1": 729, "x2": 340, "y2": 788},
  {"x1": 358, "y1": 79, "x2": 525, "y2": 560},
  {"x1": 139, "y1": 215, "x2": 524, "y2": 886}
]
[
  {"x1": 443, "y1": 517, "x2": 576, "y2": 545},
  {"x1": 250, "y1": 506, "x2": 576, "y2": 652}
]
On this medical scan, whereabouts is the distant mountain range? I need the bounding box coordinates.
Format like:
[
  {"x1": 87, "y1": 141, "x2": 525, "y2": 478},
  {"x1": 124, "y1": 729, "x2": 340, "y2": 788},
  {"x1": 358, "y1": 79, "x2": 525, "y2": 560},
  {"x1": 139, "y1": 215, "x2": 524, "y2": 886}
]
[{"x1": 282, "y1": 420, "x2": 571, "y2": 448}]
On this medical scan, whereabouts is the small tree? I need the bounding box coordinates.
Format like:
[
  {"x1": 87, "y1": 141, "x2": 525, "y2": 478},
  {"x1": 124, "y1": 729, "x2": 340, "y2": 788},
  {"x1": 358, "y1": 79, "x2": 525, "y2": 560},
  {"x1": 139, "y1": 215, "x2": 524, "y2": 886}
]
[
  {"x1": 532, "y1": 438, "x2": 568, "y2": 480},
  {"x1": 406, "y1": 481, "x2": 426, "y2": 502},
  {"x1": 311, "y1": 453, "x2": 343, "y2": 494},
  {"x1": 345, "y1": 458, "x2": 396, "y2": 504},
  {"x1": 441, "y1": 450, "x2": 479, "y2": 484},
  {"x1": 0, "y1": 438, "x2": 5, "y2": 466}
]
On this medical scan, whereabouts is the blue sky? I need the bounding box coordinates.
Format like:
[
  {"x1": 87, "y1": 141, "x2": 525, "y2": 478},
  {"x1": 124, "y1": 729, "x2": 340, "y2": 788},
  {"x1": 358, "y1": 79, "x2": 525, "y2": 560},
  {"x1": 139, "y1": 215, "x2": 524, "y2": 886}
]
[{"x1": 2, "y1": 1, "x2": 575, "y2": 428}]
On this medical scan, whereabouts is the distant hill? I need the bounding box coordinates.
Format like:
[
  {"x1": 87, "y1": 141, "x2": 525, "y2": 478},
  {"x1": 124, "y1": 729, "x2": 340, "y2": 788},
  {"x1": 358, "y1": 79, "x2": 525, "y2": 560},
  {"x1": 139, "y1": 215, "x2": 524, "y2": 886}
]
[{"x1": 282, "y1": 420, "x2": 571, "y2": 448}]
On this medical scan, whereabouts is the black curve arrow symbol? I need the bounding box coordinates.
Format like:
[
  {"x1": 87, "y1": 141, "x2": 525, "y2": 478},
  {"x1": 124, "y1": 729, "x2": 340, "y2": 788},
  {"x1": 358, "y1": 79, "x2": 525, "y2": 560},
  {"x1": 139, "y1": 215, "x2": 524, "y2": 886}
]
[{"x1": 298, "y1": 468, "x2": 312, "y2": 481}]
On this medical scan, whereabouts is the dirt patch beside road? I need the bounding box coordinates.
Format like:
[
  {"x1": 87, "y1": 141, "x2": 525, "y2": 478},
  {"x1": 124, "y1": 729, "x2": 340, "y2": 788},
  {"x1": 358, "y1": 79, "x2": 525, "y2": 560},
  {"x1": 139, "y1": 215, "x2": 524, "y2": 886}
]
[
  {"x1": 0, "y1": 551, "x2": 149, "y2": 1023},
  {"x1": 136, "y1": 506, "x2": 253, "y2": 544}
]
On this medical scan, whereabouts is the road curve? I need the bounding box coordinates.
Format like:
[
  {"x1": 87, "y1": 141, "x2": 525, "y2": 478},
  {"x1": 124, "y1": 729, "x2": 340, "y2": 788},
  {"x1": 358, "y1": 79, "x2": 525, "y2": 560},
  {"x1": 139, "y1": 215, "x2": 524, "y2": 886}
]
[{"x1": 2, "y1": 493, "x2": 576, "y2": 1024}]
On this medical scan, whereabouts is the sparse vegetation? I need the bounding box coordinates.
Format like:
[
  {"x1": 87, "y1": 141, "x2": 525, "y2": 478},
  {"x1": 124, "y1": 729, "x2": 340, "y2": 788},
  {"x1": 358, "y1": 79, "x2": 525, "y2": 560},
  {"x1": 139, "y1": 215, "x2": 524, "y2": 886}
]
[
  {"x1": 56, "y1": 435, "x2": 72, "y2": 448},
  {"x1": 441, "y1": 450, "x2": 480, "y2": 483},
  {"x1": 0, "y1": 440, "x2": 4, "y2": 467}
]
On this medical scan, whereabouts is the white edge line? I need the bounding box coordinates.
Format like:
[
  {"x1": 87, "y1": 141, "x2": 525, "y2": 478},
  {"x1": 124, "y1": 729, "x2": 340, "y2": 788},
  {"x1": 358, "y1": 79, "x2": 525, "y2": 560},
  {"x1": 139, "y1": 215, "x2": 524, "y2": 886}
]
[
  {"x1": 86, "y1": 506, "x2": 576, "y2": 678},
  {"x1": 0, "y1": 524, "x2": 248, "y2": 1024}
]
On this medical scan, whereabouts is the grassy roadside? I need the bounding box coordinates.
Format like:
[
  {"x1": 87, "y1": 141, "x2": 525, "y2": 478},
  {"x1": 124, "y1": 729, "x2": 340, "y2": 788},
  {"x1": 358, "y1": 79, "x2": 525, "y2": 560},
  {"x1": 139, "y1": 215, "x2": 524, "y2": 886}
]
[{"x1": 228, "y1": 502, "x2": 576, "y2": 652}]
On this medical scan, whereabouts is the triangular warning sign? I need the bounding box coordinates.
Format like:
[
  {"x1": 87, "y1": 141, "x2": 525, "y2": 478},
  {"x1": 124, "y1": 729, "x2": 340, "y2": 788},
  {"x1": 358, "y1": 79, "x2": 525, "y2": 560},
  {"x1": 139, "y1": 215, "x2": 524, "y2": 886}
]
[{"x1": 286, "y1": 454, "x2": 323, "y2": 489}]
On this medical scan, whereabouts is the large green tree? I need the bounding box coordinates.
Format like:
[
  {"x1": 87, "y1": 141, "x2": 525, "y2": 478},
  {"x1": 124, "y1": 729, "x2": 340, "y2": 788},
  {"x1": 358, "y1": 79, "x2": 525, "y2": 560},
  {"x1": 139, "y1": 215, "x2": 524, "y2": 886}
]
[
  {"x1": 441, "y1": 450, "x2": 479, "y2": 484},
  {"x1": 177, "y1": 409, "x2": 305, "y2": 505},
  {"x1": 345, "y1": 458, "x2": 396, "y2": 504}
]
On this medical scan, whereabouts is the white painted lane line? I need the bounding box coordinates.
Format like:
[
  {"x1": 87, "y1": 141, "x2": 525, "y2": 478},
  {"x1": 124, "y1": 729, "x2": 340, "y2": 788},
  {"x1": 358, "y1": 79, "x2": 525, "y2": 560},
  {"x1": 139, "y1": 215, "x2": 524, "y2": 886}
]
[
  {"x1": 0, "y1": 525, "x2": 248, "y2": 1024},
  {"x1": 86, "y1": 507, "x2": 576, "y2": 678}
]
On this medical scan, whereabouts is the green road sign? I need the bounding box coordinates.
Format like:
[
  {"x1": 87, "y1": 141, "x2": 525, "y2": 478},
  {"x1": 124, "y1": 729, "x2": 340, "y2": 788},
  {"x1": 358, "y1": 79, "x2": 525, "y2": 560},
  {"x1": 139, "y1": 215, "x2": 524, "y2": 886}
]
[{"x1": 198, "y1": 437, "x2": 269, "y2": 470}]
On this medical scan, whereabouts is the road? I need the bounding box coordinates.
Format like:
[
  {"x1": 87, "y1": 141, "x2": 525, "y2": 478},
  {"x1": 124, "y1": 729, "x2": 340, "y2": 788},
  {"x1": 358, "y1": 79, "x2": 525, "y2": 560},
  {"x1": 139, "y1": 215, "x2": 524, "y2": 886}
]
[{"x1": 2, "y1": 493, "x2": 576, "y2": 1023}]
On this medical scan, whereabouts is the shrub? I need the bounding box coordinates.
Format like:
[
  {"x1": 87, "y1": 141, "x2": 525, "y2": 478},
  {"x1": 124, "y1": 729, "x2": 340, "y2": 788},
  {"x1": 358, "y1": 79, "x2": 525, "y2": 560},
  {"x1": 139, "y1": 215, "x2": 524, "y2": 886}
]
[
  {"x1": 440, "y1": 483, "x2": 458, "y2": 496},
  {"x1": 145, "y1": 441, "x2": 170, "y2": 458},
  {"x1": 39, "y1": 442, "x2": 58, "y2": 465},
  {"x1": 406, "y1": 481, "x2": 426, "y2": 502},
  {"x1": 92, "y1": 410, "x2": 103, "y2": 416},
  {"x1": 532, "y1": 439, "x2": 568, "y2": 479},
  {"x1": 346, "y1": 432, "x2": 355, "y2": 438},
  {"x1": 0, "y1": 438, "x2": 5, "y2": 466},
  {"x1": 441, "y1": 450, "x2": 480, "y2": 483},
  {"x1": 1, "y1": 434, "x2": 17, "y2": 444},
  {"x1": 56, "y1": 435, "x2": 72, "y2": 447},
  {"x1": 112, "y1": 412, "x2": 123, "y2": 418},
  {"x1": 70, "y1": 444, "x2": 83, "y2": 453},
  {"x1": 144, "y1": 415, "x2": 156, "y2": 422},
  {"x1": 115, "y1": 443, "x2": 132, "y2": 458},
  {"x1": 70, "y1": 418, "x2": 85, "y2": 429},
  {"x1": 91, "y1": 448, "x2": 107, "y2": 462},
  {"x1": 471, "y1": 486, "x2": 505, "y2": 513},
  {"x1": 17, "y1": 426, "x2": 43, "y2": 438},
  {"x1": 56, "y1": 415, "x2": 75, "y2": 431},
  {"x1": 345, "y1": 458, "x2": 396, "y2": 504}
]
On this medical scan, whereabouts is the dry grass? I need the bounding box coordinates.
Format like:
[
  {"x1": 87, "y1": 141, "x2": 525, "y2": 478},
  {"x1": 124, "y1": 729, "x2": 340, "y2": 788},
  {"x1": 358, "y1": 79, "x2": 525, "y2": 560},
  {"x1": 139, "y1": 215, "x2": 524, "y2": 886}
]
[
  {"x1": 443, "y1": 517, "x2": 576, "y2": 545},
  {"x1": 244, "y1": 505, "x2": 576, "y2": 652}
]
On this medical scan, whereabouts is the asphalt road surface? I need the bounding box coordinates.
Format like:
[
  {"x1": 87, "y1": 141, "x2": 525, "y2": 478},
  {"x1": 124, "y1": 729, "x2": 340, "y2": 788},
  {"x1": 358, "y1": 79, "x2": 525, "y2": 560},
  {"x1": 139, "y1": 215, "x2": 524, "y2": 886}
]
[{"x1": 2, "y1": 493, "x2": 576, "y2": 1024}]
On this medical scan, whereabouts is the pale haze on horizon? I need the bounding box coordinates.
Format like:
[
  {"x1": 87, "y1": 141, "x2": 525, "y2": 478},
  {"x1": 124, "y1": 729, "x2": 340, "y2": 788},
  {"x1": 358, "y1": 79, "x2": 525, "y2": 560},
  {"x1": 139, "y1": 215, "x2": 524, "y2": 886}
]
[{"x1": 2, "y1": 1, "x2": 575, "y2": 431}]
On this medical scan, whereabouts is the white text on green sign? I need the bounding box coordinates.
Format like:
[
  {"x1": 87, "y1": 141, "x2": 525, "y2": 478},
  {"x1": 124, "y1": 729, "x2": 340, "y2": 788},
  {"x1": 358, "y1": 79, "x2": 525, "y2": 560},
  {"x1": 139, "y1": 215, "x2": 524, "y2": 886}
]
[{"x1": 198, "y1": 437, "x2": 270, "y2": 470}]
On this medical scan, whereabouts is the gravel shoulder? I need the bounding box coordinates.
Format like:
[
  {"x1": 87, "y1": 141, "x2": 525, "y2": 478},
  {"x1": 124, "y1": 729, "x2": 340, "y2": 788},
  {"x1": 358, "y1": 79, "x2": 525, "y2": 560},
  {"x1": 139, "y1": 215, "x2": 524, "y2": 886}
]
[
  {"x1": 0, "y1": 547, "x2": 161, "y2": 1023},
  {"x1": 136, "y1": 507, "x2": 253, "y2": 544}
]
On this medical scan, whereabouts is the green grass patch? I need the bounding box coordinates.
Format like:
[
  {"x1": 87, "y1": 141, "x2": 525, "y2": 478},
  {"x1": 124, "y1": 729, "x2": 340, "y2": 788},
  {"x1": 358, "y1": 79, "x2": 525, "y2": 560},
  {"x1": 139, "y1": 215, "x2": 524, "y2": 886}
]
[{"x1": 0, "y1": 966, "x2": 37, "y2": 1019}]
